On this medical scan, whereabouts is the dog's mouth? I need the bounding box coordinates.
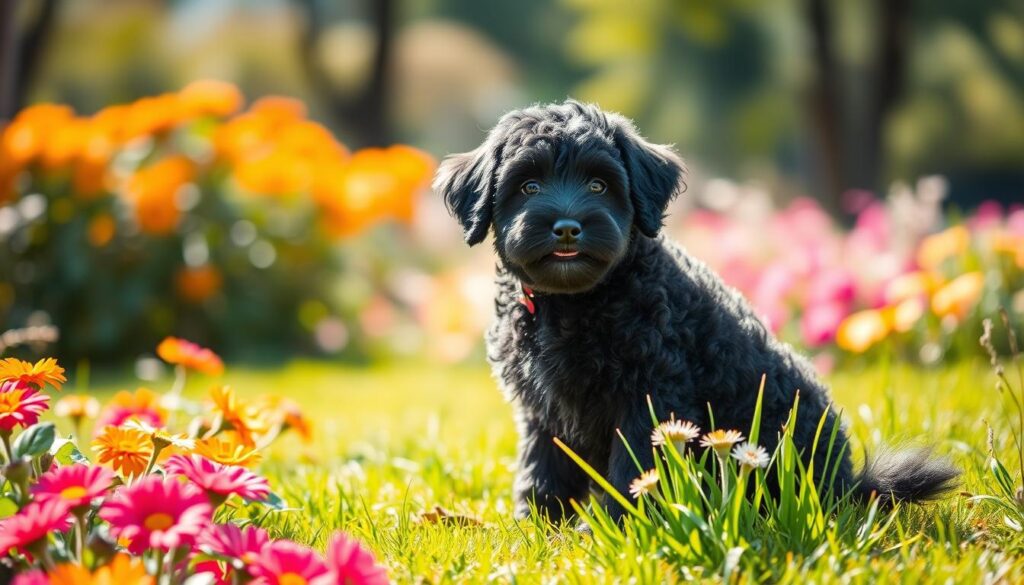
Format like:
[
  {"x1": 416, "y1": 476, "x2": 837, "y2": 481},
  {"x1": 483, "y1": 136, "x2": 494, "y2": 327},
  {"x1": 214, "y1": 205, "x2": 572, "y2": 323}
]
[{"x1": 551, "y1": 250, "x2": 581, "y2": 259}]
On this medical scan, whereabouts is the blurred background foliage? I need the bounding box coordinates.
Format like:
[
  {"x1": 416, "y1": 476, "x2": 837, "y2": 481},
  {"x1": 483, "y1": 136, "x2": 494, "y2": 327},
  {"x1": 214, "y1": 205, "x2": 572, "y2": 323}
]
[{"x1": 0, "y1": 0, "x2": 1021, "y2": 366}]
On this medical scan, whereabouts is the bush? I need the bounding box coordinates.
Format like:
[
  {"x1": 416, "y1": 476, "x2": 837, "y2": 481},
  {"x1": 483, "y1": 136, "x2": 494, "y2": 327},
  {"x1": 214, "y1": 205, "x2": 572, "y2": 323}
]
[{"x1": 0, "y1": 82, "x2": 433, "y2": 362}]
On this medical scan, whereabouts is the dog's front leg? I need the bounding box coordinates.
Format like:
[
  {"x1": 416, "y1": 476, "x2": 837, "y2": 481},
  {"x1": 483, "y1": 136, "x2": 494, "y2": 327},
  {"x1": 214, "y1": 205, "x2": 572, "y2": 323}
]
[
  {"x1": 603, "y1": 406, "x2": 659, "y2": 522},
  {"x1": 513, "y1": 415, "x2": 591, "y2": 524}
]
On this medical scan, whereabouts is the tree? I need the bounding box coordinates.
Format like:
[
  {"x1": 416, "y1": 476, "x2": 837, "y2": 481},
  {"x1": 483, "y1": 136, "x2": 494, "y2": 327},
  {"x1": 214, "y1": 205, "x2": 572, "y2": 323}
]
[
  {"x1": 292, "y1": 0, "x2": 395, "y2": 147},
  {"x1": 0, "y1": 0, "x2": 61, "y2": 122}
]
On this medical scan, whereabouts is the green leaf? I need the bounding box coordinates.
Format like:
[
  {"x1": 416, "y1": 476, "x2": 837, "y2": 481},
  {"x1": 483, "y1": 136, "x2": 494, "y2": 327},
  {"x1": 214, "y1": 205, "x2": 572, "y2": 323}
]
[
  {"x1": 12, "y1": 423, "x2": 56, "y2": 459},
  {"x1": 50, "y1": 437, "x2": 90, "y2": 465},
  {"x1": 262, "y1": 491, "x2": 298, "y2": 512},
  {"x1": 0, "y1": 497, "x2": 18, "y2": 519}
]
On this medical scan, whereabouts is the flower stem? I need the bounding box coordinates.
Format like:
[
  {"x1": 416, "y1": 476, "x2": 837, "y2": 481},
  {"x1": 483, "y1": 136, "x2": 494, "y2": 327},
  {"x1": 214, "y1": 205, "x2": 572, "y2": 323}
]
[
  {"x1": 74, "y1": 511, "x2": 86, "y2": 562},
  {"x1": 0, "y1": 429, "x2": 12, "y2": 463},
  {"x1": 143, "y1": 446, "x2": 165, "y2": 477}
]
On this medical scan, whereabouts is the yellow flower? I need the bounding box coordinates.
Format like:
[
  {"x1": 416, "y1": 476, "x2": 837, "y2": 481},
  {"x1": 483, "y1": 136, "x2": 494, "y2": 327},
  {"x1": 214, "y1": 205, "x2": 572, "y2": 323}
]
[
  {"x1": 883, "y1": 271, "x2": 941, "y2": 304},
  {"x1": 699, "y1": 429, "x2": 745, "y2": 456},
  {"x1": 917, "y1": 226, "x2": 969, "y2": 270},
  {"x1": 891, "y1": 297, "x2": 926, "y2": 333},
  {"x1": 931, "y1": 272, "x2": 985, "y2": 320},
  {"x1": 629, "y1": 469, "x2": 660, "y2": 498},
  {"x1": 55, "y1": 394, "x2": 101, "y2": 420},
  {"x1": 0, "y1": 357, "x2": 67, "y2": 391},
  {"x1": 49, "y1": 553, "x2": 154, "y2": 585},
  {"x1": 835, "y1": 309, "x2": 891, "y2": 353},
  {"x1": 92, "y1": 425, "x2": 153, "y2": 479},
  {"x1": 122, "y1": 419, "x2": 196, "y2": 451},
  {"x1": 194, "y1": 433, "x2": 262, "y2": 467}
]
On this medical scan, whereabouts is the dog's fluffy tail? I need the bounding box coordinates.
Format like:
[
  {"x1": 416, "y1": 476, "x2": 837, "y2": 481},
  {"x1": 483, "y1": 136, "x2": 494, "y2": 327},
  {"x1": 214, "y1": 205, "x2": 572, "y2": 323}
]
[{"x1": 855, "y1": 446, "x2": 959, "y2": 505}]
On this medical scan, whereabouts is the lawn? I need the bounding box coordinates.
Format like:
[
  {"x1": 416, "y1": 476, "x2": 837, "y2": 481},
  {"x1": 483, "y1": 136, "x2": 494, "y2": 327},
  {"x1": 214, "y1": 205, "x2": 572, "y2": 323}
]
[{"x1": 78, "y1": 357, "x2": 1024, "y2": 583}]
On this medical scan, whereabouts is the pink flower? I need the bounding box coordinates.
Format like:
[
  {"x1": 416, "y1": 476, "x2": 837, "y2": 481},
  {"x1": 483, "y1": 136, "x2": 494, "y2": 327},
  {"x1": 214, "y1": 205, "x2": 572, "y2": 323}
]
[
  {"x1": 0, "y1": 498, "x2": 73, "y2": 556},
  {"x1": 199, "y1": 523, "x2": 269, "y2": 565},
  {"x1": 313, "y1": 532, "x2": 389, "y2": 585},
  {"x1": 251, "y1": 540, "x2": 329, "y2": 584},
  {"x1": 99, "y1": 474, "x2": 213, "y2": 554},
  {"x1": 806, "y1": 269, "x2": 856, "y2": 305},
  {"x1": 164, "y1": 454, "x2": 270, "y2": 502},
  {"x1": 194, "y1": 560, "x2": 232, "y2": 585},
  {"x1": 32, "y1": 464, "x2": 115, "y2": 509},
  {"x1": 11, "y1": 570, "x2": 48, "y2": 585},
  {"x1": 0, "y1": 381, "x2": 50, "y2": 431},
  {"x1": 800, "y1": 301, "x2": 847, "y2": 347}
]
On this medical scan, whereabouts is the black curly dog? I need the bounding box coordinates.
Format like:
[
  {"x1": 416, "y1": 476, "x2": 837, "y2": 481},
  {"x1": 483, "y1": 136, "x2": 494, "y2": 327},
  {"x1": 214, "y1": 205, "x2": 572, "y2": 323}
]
[{"x1": 434, "y1": 100, "x2": 958, "y2": 523}]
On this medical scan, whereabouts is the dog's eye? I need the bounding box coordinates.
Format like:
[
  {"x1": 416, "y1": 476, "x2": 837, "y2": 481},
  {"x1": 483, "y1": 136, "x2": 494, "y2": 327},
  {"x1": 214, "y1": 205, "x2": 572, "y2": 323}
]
[
  {"x1": 588, "y1": 179, "x2": 607, "y2": 194},
  {"x1": 521, "y1": 181, "x2": 541, "y2": 195}
]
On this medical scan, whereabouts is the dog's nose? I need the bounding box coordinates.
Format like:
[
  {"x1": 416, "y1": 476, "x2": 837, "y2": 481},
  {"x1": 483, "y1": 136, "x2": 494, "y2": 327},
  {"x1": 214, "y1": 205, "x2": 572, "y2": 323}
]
[{"x1": 552, "y1": 219, "x2": 582, "y2": 243}]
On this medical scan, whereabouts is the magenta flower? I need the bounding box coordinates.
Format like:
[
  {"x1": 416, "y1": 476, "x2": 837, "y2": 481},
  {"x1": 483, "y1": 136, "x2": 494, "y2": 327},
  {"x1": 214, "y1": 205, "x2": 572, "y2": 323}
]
[
  {"x1": 32, "y1": 464, "x2": 115, "y2": 509},
  {"x1": 251, "y1": 540, "x2": 329, "y2": 585},
  {"x1": 800, "y1": 301, "x2": 847, "y2": 348},
  {"x1": 193, "y1": 560, "x2": 232, "y2": 585},
  {"x1": 165, "y1": 454, "x2": 270, "y2": 503},
  {"x1": 313, "y1": 532, "x2": 389, "y2": 585},
  {"x1": 199, "y1": 522, "x2": 269, "y2": 564},
  {"x1": 11, "y1": 570, "x2": 48, "y2": 585},
  {"x1": 0, "y1": 381, "x2": 50, "y2": 432},
  {"x1": 0, "y1": 498, "x2": 73, "y2": 556},
  {"x1": 99, "y1": 474, "x2": 213, "y2": 554}
]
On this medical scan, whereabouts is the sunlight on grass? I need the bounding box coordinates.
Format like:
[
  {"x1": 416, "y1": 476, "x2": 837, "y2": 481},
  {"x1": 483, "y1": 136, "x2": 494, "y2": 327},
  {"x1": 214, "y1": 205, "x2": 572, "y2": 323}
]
[{"x1": 79, "y1": 358, "x2": 1024, "y2": 582}]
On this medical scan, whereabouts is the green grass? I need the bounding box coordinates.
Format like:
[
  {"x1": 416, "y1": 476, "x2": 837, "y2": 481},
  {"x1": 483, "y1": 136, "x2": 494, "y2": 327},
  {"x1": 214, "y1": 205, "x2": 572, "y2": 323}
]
[{"x1": 80, "y1": 358, "x2": 1024, "y2": 583}]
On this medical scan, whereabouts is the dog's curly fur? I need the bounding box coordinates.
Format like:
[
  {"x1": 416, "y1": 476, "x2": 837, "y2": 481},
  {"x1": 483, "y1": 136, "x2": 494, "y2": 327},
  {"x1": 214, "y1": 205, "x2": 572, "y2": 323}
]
[{"x1": 434, "y1": 100, "x2": 959, "y2": 522}]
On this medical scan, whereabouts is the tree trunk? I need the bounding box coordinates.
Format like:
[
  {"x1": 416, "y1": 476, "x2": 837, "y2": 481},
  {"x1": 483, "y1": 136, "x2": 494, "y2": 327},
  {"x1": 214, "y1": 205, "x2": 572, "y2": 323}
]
[
  {"x1": 294, "y1": 0, "x2": 395, "y2": 147},
  {"x1": 0, "y1": 0, "x2": 19, "y2": 122},
  {"x1": 805, "y1": 0, "x2": 844, "y2": 215},
  {"x1": 860, "y1": 0, "x2": 910, "y2": 192}
]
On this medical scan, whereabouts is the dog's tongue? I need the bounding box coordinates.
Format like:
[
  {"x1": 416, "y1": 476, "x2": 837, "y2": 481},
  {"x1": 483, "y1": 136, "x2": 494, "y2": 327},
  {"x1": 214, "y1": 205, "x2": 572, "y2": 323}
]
[{"x1": 553, "y1": 251, "x2": 579, "y2": 258}]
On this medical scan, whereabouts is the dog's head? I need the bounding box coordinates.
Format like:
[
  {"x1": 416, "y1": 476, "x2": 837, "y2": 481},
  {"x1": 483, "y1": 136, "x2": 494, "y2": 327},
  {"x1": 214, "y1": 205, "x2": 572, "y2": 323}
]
[{"x1": 433, "y1": 100, "x2": 685, "y2": 294}]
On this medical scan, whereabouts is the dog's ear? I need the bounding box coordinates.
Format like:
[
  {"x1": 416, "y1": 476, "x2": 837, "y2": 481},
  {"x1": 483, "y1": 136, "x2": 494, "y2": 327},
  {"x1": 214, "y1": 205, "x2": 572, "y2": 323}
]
[
  {"x1": 611, "y1": 116, "x2": 686, "y2": 238},
  {"x1": 433, "y1": 136, "x2": 504, "y2": 246}
]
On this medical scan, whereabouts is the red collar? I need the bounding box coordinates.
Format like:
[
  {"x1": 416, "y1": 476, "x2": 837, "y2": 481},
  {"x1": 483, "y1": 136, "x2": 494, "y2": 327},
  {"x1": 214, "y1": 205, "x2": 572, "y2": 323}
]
[{"x1": 519, "y1": 283, "x2": 536, "y2": 315}]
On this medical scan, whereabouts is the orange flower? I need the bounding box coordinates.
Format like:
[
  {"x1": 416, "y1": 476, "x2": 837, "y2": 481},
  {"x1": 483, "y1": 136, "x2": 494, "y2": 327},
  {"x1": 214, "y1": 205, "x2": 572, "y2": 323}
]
[
  {"x1": 157, "y1": 337, "x2": 224, "y2": 376},
  {"x1": 233, "y1": 147, "x2": 311, "y2": 195},
  {"x1": 48, "y1": 553, "x2": 154, "y2": 585},
  {"x1": 917, "y1": 226, "x2": 969, "y2": 270},
  {"x1": 250, "y1": 96, "x2": 307, "y2": 124},
  {"x1": 836, "y1": 309, "x2": 891, "y2": 353},
  {"x1": 125, "y1": 156, "x2": 193, "y2": 235},
  {"x1": 991, "y1": 231, "x2": 1024, "y2": 268},
  {"x1": 175, "y1": 265, "x2": 223, "y2": 303},
  {"x1": 92, "y1": 425, "x2": 154, "y2": 479},
  {"x1": 87, "y1": 213, "x2": 117, "y2": 247},
  {"x1": 123, "y1": 93, "x2": 181, "y2": 141},
  {"x1": 178, "y1": 79, "x2": 244, "y2": 119},
  {"x1": 314, "y1": 146, "x2": 433, "y2": 238},
  {"x1": 259, "y1": 395, "x2": 313, "y2": 443},
  {"x1": 194, "y1": 433, "x2": 262, "y2": 467},
  {"x1": 39, "y1": 117, "x2": 89, "y2": 170},
  {"x1": 931, "y1": 272, "x2": 985, "y2": 320},
  {"x1": 1, "y1": 104, "x2": 75, "y2": 165},
  {"x1": 54, "y1": 394, "x2": 101, "y2": 420},
  {"x1": 0, "y1": 357, "x2": 66, "y2": 390},
  {"x1": 209, "y1": 386, "x2": 269, "y2": 447},
  {"x1": 883, "y1": 271, "x2": 942, "y2": 304}
]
